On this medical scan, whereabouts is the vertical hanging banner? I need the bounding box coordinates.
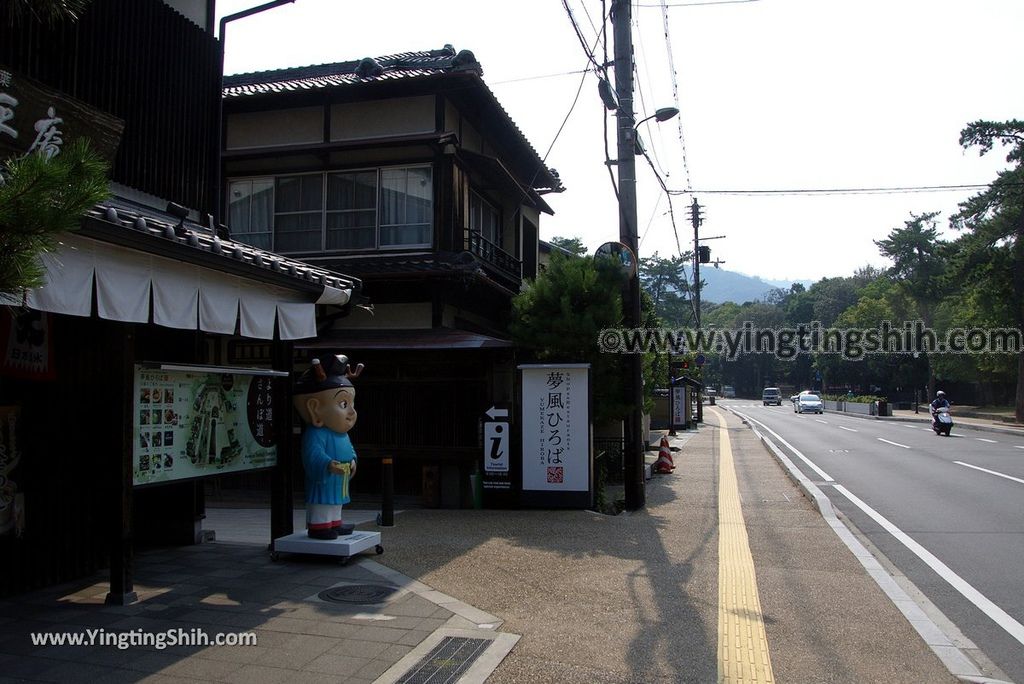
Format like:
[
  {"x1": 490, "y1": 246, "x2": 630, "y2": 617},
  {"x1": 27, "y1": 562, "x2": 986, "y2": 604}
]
[
  {"x1": 518, "y1": 364, "x2": 591, "y2": 508},
  {"x1": 132, "y1": 364, "x2": 286, "y2": 486}
]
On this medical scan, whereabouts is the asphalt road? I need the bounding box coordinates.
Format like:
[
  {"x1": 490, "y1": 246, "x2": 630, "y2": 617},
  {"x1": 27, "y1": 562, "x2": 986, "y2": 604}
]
[{"x1": 718, "y1": 399, "x2": 1024, "y2": 683}]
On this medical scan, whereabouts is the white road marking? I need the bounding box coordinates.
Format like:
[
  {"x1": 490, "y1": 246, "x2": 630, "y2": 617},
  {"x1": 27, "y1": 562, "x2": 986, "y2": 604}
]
[
  {"x1": 732, "y1": 410, "x2": 835, "y2": 482},
  {"x1": 833, "y1": 485, "x2": 1024, "y2": 648},
  {"x1": 1016, "y1": 446, "x2": 1024, "y2": 450},
  {"x1": 954, "y1": 461, "x2": 1024, "y2": 485},
  {"x1": 877, "y1": 438, "x2": 910, "y2": 449},
  {"x1": 976, "y1": 438, "x2": 998, "y2": 444},
  {"x1": 838, "y1": 426, "x2": 858, "y2": 432},
  {"x1": 901, "y1": 424, "x2": 919, "y2": 429},
  {"x1": 815, "y1": 419, "x2": 828, "y2": 424}
]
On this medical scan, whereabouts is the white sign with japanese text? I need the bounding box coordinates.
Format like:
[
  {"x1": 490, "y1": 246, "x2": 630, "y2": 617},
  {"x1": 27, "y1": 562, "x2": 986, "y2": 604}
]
[
  {"x1": 519, "y1": 364, "x2": 590, "y2": 492},
  {"x1": 672, "y1": 386, "x2": 687, "y2": 427}
]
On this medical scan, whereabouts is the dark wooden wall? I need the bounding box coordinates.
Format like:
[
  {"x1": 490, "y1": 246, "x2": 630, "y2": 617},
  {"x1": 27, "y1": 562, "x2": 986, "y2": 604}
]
[
  {"x1": 0, "y1": 313, "x2": 205, "y2": 597},
  {"x1": 1, "y1": 0, "x2": 220, "y2": 214}
]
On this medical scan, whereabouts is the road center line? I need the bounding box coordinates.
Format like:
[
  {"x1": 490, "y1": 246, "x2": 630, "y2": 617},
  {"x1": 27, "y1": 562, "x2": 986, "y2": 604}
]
[
  {"x1": 877, "y1": 438, "x2": 910, "y2": 449},
  {"x1": 735, "y1": 411, "x2": 834, "y2": 482},
  {"x1": 954, "y1": 461, "x2": 1024, "y2": 485},
  {"x1": 711, "y1": 408, "x2": 775, "y2": 684},
  {"x1": 838, "y1": 426, "x2": 858, "y2": 432},
  {"x1": 833, "y1": 484, "x2": 1024, "y2": 648},
  {"x1": 976, "y1": 438, "x2": 998, "y2": 444}
]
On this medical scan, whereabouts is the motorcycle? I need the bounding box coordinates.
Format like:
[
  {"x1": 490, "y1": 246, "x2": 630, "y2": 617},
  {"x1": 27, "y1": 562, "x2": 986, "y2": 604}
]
[{"x1": 932, "y1": 406, "x2": 953, "y2": 436}]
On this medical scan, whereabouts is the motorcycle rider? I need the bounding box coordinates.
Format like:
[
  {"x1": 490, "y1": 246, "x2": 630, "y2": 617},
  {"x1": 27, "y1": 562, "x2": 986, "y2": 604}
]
[{"x1": 930, "y1": 390, "x2": 950, "y2": 429}]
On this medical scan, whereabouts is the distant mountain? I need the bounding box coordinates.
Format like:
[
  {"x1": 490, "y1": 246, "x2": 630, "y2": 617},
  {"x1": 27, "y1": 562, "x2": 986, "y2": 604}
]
[{"x1": 699, "y1": 268, "x2": 813, "y2": 304}]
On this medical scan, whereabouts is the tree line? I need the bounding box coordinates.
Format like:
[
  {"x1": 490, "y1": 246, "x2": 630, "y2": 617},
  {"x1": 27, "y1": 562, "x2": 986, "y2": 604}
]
[{"x1": 512, "y1": 119, "x2": 1024, "y2": 423}]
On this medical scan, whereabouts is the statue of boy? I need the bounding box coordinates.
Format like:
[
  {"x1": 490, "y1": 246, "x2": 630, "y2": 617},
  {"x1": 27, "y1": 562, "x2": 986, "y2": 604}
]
[{"x1": 292, "y1": 354, "x2": 363, "y2": 540}]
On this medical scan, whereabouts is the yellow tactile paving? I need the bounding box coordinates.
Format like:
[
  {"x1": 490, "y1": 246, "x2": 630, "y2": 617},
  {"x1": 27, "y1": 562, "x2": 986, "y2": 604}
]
[{"x1": 711, "y1": 407, "x2": 776, "y2": 683}]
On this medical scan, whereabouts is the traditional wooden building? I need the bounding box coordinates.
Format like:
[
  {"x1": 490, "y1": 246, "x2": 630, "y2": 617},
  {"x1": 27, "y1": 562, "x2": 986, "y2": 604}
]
[
  {"x1": 0, "y1": 0, "x2": 359, "y2": 600},
  {"x1": 221, "y1": 47, "x2": 564, "y2": 507}
]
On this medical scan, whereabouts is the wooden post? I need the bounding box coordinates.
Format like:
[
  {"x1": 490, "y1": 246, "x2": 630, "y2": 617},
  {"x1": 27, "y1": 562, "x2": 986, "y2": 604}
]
[
  {"x1": 270, "y1": 340, "x2": 295, "y2": 545},
  {"x1": 106, "y1": 322, "x2": 137, "y2": 606}
]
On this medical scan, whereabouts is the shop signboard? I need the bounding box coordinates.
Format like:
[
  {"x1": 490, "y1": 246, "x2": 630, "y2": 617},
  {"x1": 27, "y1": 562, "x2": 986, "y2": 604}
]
[
  {"x1": 132, "y1": 364, "x2": 285, "y2": 486},
  {"x1": 518, "y1": 363, "x2": 591, "y2": 508},
  {"x1": 0, "y1": 65, "x2": 123, "y2": 164}
]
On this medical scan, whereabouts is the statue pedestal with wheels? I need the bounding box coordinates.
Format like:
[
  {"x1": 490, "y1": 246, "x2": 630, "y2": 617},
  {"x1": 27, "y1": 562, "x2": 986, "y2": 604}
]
[{"x1": 271, "y1": 529, "x2": 383, "y2": 564}]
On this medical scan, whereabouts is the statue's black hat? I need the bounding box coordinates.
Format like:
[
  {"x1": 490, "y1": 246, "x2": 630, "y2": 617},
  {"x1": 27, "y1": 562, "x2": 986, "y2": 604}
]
[{"x1": 293, "y1": 354, "x2": 362, "y2": 395}]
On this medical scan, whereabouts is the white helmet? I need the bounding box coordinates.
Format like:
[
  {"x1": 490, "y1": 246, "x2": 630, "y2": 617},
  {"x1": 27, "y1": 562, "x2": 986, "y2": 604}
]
[{"x1": 936, "y1": 390, "x2": 945, "y2": 397}]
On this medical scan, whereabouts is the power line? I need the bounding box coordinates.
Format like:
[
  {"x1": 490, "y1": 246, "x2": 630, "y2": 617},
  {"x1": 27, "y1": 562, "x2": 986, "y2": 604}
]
[
  {"x1": 637, "y1": 0, "x2": 761, "y2": 7},
  {"x1": 632, "y1": 7, "x2": 670, "y2": 178},
  {"x1": 659, "y1": 0, "x2": 693, "y2": 191},
  {"x1": 561, "y1": 0, "x2": 604, "y2": 71},
  {"x1": 666, "y1": 183, "x2": 1024, "y2": 196},
  {"x1": 490, "y1": 69, "x2": 589, "y2": 85}
]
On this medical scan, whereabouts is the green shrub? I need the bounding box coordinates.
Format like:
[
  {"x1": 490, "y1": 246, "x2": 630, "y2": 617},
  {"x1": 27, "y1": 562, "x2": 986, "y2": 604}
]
[{"x1": 821, "y1": 394, "x2": 886, "y2": 403}]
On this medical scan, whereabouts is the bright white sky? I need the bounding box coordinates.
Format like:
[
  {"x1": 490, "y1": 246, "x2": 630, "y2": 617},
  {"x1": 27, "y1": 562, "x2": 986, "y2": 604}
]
[{"x1": 215, "y1": 0, "x2": 1024, "y2": 282}]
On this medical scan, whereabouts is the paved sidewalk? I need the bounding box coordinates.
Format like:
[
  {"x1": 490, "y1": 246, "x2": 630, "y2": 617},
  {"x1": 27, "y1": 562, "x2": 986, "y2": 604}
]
[
  {"x1": 0, "y1": 410, "x2": 980, "y2": 683},
  {"x1": 359, "y1": 409, "x2": 961, "y2": 683},
  {"x1": 0, "y1": 524, "x2": 515, "y2": 683}
]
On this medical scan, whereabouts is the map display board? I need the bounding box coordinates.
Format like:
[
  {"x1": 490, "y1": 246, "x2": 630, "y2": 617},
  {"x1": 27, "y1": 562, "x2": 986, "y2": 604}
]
[{"x1": 132, "y1": 365, "x2": 279, "y2": 486}]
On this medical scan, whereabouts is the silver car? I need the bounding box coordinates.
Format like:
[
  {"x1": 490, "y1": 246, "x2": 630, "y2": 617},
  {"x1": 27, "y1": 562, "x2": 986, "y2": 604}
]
[{"x1": 795, "y1": 393, "x2": 824, "y2": 414}]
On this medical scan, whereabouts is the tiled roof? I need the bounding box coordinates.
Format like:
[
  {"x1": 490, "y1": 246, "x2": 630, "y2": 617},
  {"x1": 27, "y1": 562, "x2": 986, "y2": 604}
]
[
  {"x1": 223, "y1": 46, "x2": 563, "y2": 194},
  {"x1": 223, "y1": 46, "x2": 475, "y2": 98},
  {"x1": 83, "y1": 196, "x2": 361, "y2": 295}
]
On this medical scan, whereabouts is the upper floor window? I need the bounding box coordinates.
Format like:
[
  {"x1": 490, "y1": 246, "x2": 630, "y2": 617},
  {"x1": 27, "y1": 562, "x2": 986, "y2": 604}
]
[
  {"x1": 470, "y1": 190, "x2": 500, "y2": 245},
  {"x1": 227, "y1": 164, "x2": 432, "y2": 254},
  {"x1": 227, "y1": 179, "x2": 273, "y2": 250}
]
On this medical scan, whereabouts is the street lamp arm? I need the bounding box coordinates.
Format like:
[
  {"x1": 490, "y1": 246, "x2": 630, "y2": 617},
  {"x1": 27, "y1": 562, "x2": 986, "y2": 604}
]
[
  {"x1": 634, "y1": 106, "x2": 680, "y2": 130},
  {"x1": 214, "y1": 0, "x2": 297, "y2": 226},
  {"x1": 219, "y1": 0, "x2": 296, "y2": 41}
]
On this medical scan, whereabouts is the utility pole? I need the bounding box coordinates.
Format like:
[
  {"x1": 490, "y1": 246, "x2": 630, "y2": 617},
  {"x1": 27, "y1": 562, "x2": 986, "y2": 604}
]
[
  {"x1": 612, "y1": 0, "x2": 645, "y2": 511},
  {"x1": 690, "y1": 197, "x2": 703, "y2": 330},
  {"x1": 691, "y1": 197, "x2": 703, "y2": 423}
]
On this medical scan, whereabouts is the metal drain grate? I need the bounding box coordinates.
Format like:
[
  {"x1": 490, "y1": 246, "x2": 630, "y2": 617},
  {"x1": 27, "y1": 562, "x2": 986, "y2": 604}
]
[
  {"x1": 396, "y1": 636, "x2": 491, "y2": 684},
  {"x1": 317, "y1": 584, "x2": 399, "y2": 605}
]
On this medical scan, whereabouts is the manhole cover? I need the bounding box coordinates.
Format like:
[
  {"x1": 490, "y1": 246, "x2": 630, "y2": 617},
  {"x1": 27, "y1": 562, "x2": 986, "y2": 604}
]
[
  {"x1": 317, "y1": 584, "x2": 399, "y2": 605},
  {"x1": 397, "y1": 636, "x2": 491, "y2": 684}
]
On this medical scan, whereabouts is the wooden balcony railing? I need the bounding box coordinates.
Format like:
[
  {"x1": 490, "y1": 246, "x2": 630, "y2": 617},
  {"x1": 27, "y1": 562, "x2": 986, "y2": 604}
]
[{"x1": 466, "y1": 231, "x2": 521, "y2": 283}]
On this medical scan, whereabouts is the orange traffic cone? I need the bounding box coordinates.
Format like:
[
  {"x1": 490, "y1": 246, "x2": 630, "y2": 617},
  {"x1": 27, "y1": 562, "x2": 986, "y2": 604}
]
[{"x1": 654, "y1": 436, "x2": 675, "y2": 473}]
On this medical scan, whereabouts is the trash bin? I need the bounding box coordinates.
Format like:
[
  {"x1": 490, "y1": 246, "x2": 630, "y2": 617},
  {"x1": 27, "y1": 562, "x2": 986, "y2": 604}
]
[
  {"x1": 469, "y1": 470, "x2": 483, "y2": 510},
  {"x1": 709, "y1": 395, "x2": 716, "y2": 406},
  {"x1": 877, "y1": 399, "x2": 888, "y2": 417}
]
